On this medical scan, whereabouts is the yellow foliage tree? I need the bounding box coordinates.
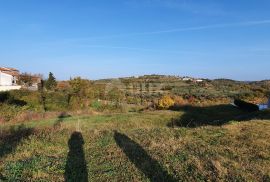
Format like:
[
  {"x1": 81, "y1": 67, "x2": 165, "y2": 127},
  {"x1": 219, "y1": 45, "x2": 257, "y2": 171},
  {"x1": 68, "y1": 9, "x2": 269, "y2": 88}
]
[
  {"x1": 173, "y1": 96, "x2": 187, "y2": 105},
  {"x1": 158, "y1": 95, "x2": 175, "y2": 109}
]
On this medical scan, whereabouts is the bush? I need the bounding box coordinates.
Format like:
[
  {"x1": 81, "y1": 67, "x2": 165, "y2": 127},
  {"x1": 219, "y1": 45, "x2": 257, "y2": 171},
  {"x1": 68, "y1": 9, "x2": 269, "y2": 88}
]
[
  {"x1": 0, "y1": 92, "x2": 10, "y2": 102},
  {"x1": 0, "y1": 104, "x2": 21, "y2": 122},
  {"x1": 91, "y1": 100, "x2": 103, "y2": 111},
  {"x1": 173, "y1": 96, "x2": 187, "y2": 105},
  {"x1": 157, "y1": 96, "x2": 175, "y2": 109},
  {"x1": 44, "y1": 92, "x2": 69, "y2": 111}
]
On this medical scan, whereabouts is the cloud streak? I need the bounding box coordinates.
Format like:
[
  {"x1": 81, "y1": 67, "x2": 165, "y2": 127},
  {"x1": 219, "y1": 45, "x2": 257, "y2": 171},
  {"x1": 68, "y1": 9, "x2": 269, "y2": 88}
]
[
  {"x1": 126, "y1": 0, "x2": 226, "y2": 16},
  {"x1": 77, "y1": 44, "x2": 205, "y2": 55},
  {"x1": 39, "y1": 19, "x2": 270, "y2": 54},
  {"x1": 71, "y1": 44, "x2": 270, "y2": 57},
  {"x1": 137, "y1": 19, "x2": 270, "y2": 34},
  {"x1": 66, "y1": 19, "x2": 270, "y2": 42}
]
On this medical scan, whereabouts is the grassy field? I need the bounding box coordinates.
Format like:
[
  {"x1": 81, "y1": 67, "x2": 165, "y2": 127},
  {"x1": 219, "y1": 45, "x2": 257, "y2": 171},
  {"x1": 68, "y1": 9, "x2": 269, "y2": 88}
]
[{"x1": 0, "y1": 106, "x2": 270, "y2": 181}]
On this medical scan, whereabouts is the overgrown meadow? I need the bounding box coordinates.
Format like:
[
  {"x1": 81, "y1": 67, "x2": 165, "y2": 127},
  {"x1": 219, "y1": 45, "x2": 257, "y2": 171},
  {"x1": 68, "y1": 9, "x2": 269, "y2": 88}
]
[{"x1": 0, "y1": 75, "x2": 270, "y2": 181}]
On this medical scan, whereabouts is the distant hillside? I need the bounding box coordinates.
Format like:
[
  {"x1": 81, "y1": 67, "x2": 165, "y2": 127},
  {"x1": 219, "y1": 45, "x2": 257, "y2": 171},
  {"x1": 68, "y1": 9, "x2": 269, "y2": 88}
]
[{"x1": 94, "y1": 75, "x2": 269, "y2": 104}]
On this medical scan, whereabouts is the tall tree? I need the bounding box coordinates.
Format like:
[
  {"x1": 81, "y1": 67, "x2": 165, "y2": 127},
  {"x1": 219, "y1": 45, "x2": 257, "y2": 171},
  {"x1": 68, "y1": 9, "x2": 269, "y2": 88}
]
[
  {"x1": 39, "y1": 80, "x2": 47, "y2": 112},
  {"x1": 45, "y1": 72, "x2": 57, "y2": 90},
  {"x1": 139, "y1": 82, "x2": 143, "y2": 105},
  {"x1": 145, "y1": 82, "x2": 150, "y2": 93}
]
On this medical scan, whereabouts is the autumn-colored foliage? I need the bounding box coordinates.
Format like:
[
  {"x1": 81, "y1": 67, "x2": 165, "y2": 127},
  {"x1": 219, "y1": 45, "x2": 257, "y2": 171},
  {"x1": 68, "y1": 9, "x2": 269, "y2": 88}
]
[
  {"x1": 158, "y1": 95, "x2": 175, "y2": 109},
  {"x1": 173, "y1": 96, "x2": 187, "y2": 105}
]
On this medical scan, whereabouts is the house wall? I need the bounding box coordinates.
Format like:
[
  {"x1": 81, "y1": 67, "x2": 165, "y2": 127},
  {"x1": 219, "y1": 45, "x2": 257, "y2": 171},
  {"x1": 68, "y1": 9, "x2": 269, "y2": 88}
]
[
  {"x1": 0, "y1": 72, "x2": 13, "y2": 86},
  {"x1": 0, "y1": 86, "x2": 21, "y2": 91}
]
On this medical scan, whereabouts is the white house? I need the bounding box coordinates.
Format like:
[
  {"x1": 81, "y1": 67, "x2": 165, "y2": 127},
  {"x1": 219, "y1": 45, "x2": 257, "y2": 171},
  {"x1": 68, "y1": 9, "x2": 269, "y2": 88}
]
[
  {"x1": 0, "y1": 67, "x2": 21, "y2": 91},
  {"x1": 195, "y1": 79, "x2": 203, "y2": 82},
  {"x1": 182, "y1": 77, "x2": 193, "y2": 81},
  {"x1": 0, "y1": 72, "x2": 13, "y2": 86}
]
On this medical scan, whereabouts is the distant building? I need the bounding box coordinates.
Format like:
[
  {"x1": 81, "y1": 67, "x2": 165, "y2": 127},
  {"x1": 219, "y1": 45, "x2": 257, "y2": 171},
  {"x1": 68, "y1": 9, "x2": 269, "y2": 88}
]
[
  {"x1": 195, "y1": 79, "x2": 203, "y2": 82},
  {"x1": 182, "y1": 77, "x2": 193, "y2": 81},
  {"x1": 19, "y1": 74, "x2": 42, "y2": 91},
  {"x1": 0, "y1": 67, "x2": 42, "y2": 91},
  {"x1": 0, "y1": 67, "x2": 20, "y2": 86},
  {"x1": 0, "y1": 67, "x2": 21, "y2": 91}
]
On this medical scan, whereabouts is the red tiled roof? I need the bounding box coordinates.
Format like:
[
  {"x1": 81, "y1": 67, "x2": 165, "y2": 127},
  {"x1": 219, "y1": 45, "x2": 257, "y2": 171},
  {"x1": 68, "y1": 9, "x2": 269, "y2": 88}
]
[
  {"x1": 0, "y1": 67, "x2": 20, "y2": 76},
  {"x1": 0, "y1": 67, "x2": 19, "y2": 72}
]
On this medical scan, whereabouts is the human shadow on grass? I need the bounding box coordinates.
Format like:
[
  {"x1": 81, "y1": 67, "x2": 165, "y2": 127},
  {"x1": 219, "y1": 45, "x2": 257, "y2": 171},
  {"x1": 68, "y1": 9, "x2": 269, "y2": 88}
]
[
  {"x1": 167, "y1": 104, "x2": 267, "y2": 128},
  {"x1": 114, "y1": 131, "x2": 178, "y2": 182},
  {"x1": 0, "y1": 124, "x2": 33, "y2": 159},
  {"x1": 65, "y1": 132, "x2": 88, "y2": 182}
]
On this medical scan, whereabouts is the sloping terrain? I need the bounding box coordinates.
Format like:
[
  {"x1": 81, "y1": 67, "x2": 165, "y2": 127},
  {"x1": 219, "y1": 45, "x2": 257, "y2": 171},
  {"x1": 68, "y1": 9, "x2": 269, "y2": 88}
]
[{"x1": 0, "y1": 109, "x2": 269, "y2": 181}]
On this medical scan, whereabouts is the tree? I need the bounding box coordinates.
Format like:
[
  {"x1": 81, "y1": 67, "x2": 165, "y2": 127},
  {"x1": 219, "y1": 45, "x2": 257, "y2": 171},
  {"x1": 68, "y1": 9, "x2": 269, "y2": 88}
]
[
  {"x1": 68, "y1": 77, "x2": 92, "y2": 108},
  {"x1": 19, "y1": 72, "x2": 33, "y2": 87},
  {"x1": 45, "y1": 72, "x2": 57, "y2": 90},
  {"x1": 106, "y1": 87, "x2": 124, "y2": 104},
  {"x1": 139, "y1": 82, "x2": 143, "y2": 105},
  {"x1": 145, "y1": 82, "x2": 150, "y2": 93},
  {"x1": 69, "y1": 77, "x2": 89, "y2": 96},
  {"x1": 39, "y1": 80, "x2": 47, "y2": 112}
]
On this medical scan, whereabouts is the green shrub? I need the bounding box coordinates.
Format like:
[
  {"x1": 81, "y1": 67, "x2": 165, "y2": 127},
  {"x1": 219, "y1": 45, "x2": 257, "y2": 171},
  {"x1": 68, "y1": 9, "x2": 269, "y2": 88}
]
[
  {"x1": 91, "y1": 100, "x2": 103, "y2": 111},
  {"x1": 0, "y1": 104, "x2": 21, "y2": 122}
]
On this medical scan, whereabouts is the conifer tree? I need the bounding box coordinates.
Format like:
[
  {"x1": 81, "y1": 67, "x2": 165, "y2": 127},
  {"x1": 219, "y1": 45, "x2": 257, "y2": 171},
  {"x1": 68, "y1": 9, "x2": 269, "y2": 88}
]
[{"x1": 45, "y1": 72, "x2": 57, "y2": 90}]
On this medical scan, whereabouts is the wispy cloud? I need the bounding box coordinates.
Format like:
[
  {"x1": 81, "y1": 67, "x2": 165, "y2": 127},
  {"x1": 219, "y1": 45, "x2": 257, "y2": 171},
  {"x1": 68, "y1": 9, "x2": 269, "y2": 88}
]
[
  {"x1": 68, "y1": 44, "x2": 270, "y2": 57},
  {"x1": 38, "y1": 19, "x2": 270, "y2": 55},
  {"x1": 65, "y1": 19, "x2": 270, "y2": 41},
  {"x1": 76, "y1": 44, "x2": 204, "y2": 55},
  {"x1": 126, "y1": 0, "x2": 226, "y2": 16},
  {"x1": 140, "y1": 19, "x2": 270, "y2": 34}
]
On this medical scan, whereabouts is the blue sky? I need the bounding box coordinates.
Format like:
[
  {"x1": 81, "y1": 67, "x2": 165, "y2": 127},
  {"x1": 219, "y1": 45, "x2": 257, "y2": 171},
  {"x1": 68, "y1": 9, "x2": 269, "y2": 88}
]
[{"x1": 0, "y1": 0, "x2": 270, "y2": 80}]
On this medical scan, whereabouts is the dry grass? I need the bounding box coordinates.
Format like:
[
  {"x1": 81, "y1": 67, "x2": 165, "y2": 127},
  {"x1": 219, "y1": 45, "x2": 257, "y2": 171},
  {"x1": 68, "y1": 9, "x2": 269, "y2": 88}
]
[{"x1": 0, "y1": 110, "x2": 269, "y2": 181}]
